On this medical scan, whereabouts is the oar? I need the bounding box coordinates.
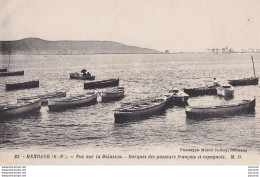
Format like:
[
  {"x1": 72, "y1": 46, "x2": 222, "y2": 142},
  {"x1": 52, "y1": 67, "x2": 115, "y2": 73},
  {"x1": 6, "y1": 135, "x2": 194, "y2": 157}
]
[{"x1": 251, "y1": 55, "x2": 256, "y2": 78}]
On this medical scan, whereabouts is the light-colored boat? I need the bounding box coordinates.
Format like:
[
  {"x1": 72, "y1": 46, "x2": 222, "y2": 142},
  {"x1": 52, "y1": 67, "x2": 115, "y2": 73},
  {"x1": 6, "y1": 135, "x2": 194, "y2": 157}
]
[
  {"x1": 18, "y1": 90, "x2": 67, "y2": 104},
  {"x1": 48, "y1": 92, "x2": 97, "y2": 111},
  {"x1": 101, "y1": 87, "x2": 125, "y2": 102},
  {"x1": 216, "y1": 83, "x2": 234, "y2": 97},
  {"x1": 0, "y1": 99, "x2": 41, "y2": 118},
  {"x1": 114, "y1": 94, "x2": 172, "y2": 123},
  {"x1": 185, "y1": 98, "x2": 255, "y2": 118},
  {"x1": 169, "y1": 88, "x2": 189, "y2": 105}
]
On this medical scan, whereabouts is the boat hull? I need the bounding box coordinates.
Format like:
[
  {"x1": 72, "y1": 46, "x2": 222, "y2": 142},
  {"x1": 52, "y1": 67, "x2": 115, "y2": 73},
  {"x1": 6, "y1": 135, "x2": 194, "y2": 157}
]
[
  {"x1": 101, "y1": 87, "x2": 125, "y2": 102},
  {"x1": 0, "y1": 68, "x2": 7, "y2": 72},
  {"x1": 228, "y1": 77, "x2": 258, "y2": 86},
  {"x1": 185, "y1": 99, "x2": 255, "y2": 118},
  {"x1": 84, "y1": 78, "x2": 119, "y2": 89},
  {"x1": 216, "y1": 87, "x2": 234, "y2": 97},
  {"x1": 184, "y1": 86, "x2": 217, "y2": 97},
  {"x1": 18, "y1": 91, "x2": 67, "y2": 105},
  {"x1": 6, "y1": 80, "x2": 39, "y2": 91},
  {"x1": 169, "y1": 90, "x2": 189, "y2": 105},
  {"x1": 114, "y1": 95, "x2": 172, "y2": 123},
  {"x1": 70, "y1": 73, "x2": 95, "y2": 80},
  {"x1": 0, "y1": 70, "x2": 24, "y2": 77},
  {"x1": 172, "y1": 96, "x2": 189, "y2": 105},
  {"x1": 48, "y1": 93, "x2": 97, "y2": 111},
  {"x1": 0, "y1": 99, "x2": 41, "y2": 118}
]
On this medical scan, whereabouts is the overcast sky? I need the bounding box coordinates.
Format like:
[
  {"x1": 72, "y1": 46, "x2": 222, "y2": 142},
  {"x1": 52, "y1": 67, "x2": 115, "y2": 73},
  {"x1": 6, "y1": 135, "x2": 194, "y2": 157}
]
[{"x1": 0, "y1": 0, "x2": 259, "y2": 52}]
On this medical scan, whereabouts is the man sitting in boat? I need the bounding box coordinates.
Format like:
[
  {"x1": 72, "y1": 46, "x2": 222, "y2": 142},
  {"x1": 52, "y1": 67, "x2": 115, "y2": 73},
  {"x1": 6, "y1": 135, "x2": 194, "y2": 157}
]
[
  {"x1": 86, "y1": 72, "x2": 91, "y2": 76},
  {"x1": 213, "y1": 78, "x2": 220, "y2": 87},
  {"x1": 81, "y1": 69, "x2": 91, "y2": 77}
]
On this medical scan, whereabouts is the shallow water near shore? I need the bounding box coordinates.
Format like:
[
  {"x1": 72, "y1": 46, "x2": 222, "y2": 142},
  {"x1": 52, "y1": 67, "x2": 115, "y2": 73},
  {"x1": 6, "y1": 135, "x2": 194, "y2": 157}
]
[{"x1": 0, "y1": 53, "x2": 259, "y2": 152}]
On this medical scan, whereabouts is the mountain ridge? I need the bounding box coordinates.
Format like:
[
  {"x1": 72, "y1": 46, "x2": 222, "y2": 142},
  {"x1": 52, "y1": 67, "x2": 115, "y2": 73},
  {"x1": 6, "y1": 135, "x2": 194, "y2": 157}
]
[{"x1": 0, "y1": 38, "x2": 162, "y2": 55}]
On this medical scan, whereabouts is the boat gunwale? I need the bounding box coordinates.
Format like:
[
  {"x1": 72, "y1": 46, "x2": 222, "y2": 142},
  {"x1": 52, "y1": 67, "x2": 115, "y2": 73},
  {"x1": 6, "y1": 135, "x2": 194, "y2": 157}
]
[
  {"x1": 18, "y1": 91, "x2": 66, "y2": 100},
  {"x1": 6, "y1": 80, "x2": 39, "y2": 85},
  {"x1": 48, "y1": 93, "x2": 97, "y2": 103},
  {"x1": 84, "y1": 78, "x2": 119, "y2": 84},
  {"x1": 115, "y1": 99, "x2": 166, "y2": 113},
  {"x1": 187, "y1": 99, "x2": 255, "y2": 110}
]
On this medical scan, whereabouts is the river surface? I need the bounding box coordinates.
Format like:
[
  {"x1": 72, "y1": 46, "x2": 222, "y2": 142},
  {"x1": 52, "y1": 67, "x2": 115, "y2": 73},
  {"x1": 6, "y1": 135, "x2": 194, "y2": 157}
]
[{"x1": 0, "y1": 53, "x2": 259, "y2": 152}]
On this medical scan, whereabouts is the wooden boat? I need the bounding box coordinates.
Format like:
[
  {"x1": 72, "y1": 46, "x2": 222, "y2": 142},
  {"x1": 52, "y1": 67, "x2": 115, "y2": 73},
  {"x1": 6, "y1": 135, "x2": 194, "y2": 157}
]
[
  {"x1": 185, "y1": 98, "x2": 255, "y2": 118},
  {"x1": 6, "y1": 80, "x2": 39, "y2": 91},
  {"x1": 0, "y1": 70, "x2": 24, "y2": 76},
  {"x1": 228, "y1": 56, "x2": 258, "y2": 86},
  {"x1": 216, "y1": 83, "x2": 234, "y2": 97},
  {"x1": 184, "y1": 85, "x2": 217, "y2": 97},
  {"x1": 101, "y1": 87, "x2": 125, "y2": 102},
  {"x1": 84, "y1": 78, "x2": 119, "y2": 89},
  {"x1": 0, "y1": 68, "x2": 7, "y2": 72},
  {"x1": 114, "y1": 94, "x2": 172, "y2": 123},
  {"x1": 18, "y1": 90, "x2": 67, "y2": 104},
  {"x1": 70, "y1": 72, "x2": 95, "y2": 80},
  {"x1": 48, "y1": 92, "x2": 98, "y2": 111},
  {"x1": 228, "y1": 77, "x2": 258, "y2": 86},
  {"x1": 0, "y1": 99, "x2": 41, "y2": 118},
  {"x1": 169, "y1": 88, "x2": 189, "y2": 105}
]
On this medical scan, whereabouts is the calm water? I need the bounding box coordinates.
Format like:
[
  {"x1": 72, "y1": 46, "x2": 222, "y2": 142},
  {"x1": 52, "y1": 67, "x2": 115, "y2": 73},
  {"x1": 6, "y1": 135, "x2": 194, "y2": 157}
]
[{"x1": 0, "y1": 53, "x2": 259, "y2": 152}]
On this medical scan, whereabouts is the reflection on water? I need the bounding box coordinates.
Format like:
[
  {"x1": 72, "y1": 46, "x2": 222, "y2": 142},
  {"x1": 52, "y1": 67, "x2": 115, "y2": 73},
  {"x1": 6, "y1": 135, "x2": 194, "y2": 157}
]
[{"x1": 0, "y1": 53, "x2": 260, "y2": 152}]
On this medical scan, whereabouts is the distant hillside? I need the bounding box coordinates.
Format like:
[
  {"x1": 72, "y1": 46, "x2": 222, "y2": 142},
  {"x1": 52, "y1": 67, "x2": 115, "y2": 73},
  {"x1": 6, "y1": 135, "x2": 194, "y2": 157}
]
[{"x1": 0, "y1": 38, "x2": 161, "y2": 55}]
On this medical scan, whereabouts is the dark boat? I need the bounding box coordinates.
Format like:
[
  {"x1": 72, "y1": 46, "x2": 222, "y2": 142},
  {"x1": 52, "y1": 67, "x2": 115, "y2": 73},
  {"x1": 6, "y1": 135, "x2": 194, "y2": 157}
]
[
  {"x1": 228, "y1": 77, "x2": 258, "y2": 86},
  {"x1": 6, "y1": 80, "x2": 39, "y2": 91},
  {"x1": 0, "y1": 70, "x2": 24, "y2": 76},
  {"x1": 0, "y1": 68, "x2": 7, "y2": 72},
  {"x1": 183, "y1": 85, "x2": 217, "y2": 97},
  {"x1": 70, "y1": 72, "x2": 95, "y2": 80},
  {"x1": 186, "y1": 98, "x2": 255, "y2": 118},
  {"x1": 228, "y1": 56, "x2": 258, "y2": 86},
  {"x1": 84, "y1": 78, "x2": 119, "y2": 89}
]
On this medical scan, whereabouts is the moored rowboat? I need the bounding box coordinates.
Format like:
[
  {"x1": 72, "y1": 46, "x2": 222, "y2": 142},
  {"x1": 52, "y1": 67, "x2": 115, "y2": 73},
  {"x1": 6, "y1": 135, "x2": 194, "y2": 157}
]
[
  {"x1": 0, "y1": 99, "x2": 41, "y2": 118},
  {"x1": 185, "y1": 98, "x2": 255, "y2": 118},
  {"x1": 0, "y1": 68, "x2": 7, "y2": 72},
  {"x1": 228, "y1": 77, "x2": 258, "y2": 86},
  {"x1": 101, "y1": 87, "x2": 125, "y2": 102},
  {"x1": 70, "y1": 72, "x2": 95, "y2": 80},
  {"x1": 184, "y1": 85, "x2": 217, "y2": 97},
  {"x1": 6, "y1": 80, "x2": 39, "y2": 91},
  {"x1": 114, "y1": 94, "x2": 172, "y2": 123},
  {"x1": 169, "y1": 88, "x2": 189, "y2": 105},
  {"x1": 0, "y1": 70, "x2": 24, "y2": 76},
  {"x1": 48, "y1": 92, "x2": 98, "y2": 111},
  {"x1": 18, "y1": 90, "x2": 67, "y2": 104},
  {"x1": 216, "y1": 83, "x2": 234, "y2": 97},
  {"x1": 84, "y1": 78, "x2": 119, "y2": 89}
]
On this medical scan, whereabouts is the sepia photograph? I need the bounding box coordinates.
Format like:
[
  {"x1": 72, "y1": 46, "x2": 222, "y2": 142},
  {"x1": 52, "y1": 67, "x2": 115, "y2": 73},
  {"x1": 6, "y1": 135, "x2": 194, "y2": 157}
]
[{"x1": 0, "y1": 0, "x2": 259, "y2": 168}]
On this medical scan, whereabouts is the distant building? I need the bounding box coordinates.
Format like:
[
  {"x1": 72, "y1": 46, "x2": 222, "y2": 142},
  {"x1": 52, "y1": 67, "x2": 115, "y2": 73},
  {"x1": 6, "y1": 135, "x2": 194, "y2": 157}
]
[{"x1": 165, "y1": 50, "x2": 169, "y2": 54}]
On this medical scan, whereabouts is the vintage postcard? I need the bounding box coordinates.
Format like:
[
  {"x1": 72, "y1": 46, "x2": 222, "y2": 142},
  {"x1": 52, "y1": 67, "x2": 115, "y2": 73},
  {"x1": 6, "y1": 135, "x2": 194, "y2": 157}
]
[{"x1": 0, "y1": 0, "x2": 259, "y2": 166}]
